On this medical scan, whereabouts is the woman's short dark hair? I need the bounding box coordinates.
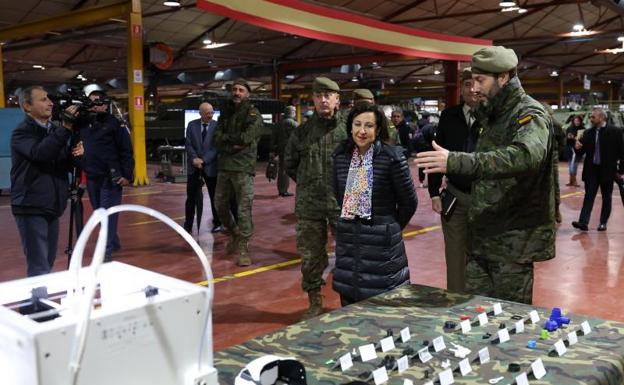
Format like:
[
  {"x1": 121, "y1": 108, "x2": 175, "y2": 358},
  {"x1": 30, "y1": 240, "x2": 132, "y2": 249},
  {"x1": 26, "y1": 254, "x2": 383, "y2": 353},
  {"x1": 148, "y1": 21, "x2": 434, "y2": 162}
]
[{"x1": 345, "y1": 103, "x2": 389, "y2": 147}]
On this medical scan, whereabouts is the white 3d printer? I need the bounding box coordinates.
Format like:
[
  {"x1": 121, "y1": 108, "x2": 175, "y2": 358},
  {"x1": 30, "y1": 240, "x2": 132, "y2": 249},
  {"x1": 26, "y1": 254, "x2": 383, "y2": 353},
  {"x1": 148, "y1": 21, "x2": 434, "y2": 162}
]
[{"x1": 0, "y1": 205, "x2": 218, "y2": 385}]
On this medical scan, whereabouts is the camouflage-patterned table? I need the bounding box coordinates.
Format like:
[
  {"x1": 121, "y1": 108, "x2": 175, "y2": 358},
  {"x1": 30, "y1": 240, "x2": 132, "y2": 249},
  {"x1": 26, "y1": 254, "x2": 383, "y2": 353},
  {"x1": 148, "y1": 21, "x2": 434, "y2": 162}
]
[{"x1": 214, "y1": 285, "x2": 624, "y2": 384}]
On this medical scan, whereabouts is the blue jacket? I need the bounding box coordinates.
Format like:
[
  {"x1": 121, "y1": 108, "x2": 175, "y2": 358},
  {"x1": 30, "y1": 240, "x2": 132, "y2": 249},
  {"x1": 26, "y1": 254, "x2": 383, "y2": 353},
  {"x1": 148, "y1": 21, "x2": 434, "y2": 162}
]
[
  {"x1": 10, "y1": 116, "x2": 73, "y2": 217},
  {"x1": 79, "y1": 113, "x2": 134, "y2": 181},
  {"x1": 185, "y1": 118, "x2": 218, "y2": 177}
]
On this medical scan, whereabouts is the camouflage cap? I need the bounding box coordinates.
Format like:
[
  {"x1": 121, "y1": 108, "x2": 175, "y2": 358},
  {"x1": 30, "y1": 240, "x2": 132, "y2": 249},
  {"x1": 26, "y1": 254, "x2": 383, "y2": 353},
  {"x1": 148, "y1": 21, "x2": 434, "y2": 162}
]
[
  {"x1": 461, "y1": 67, "x2": 473, "y2": 81},
  {"x1": 471, "y1": 46, "x2": 518, "y2": 74},
  {"x1": 312, "y1": 77, "x2": 340, "y2": 93},
  {"x1": 232, "y1": 79, "x2": 251, "y2": 92},
  {"x1": 353, "y1": 88, "x2": 374, "y2": 101}
]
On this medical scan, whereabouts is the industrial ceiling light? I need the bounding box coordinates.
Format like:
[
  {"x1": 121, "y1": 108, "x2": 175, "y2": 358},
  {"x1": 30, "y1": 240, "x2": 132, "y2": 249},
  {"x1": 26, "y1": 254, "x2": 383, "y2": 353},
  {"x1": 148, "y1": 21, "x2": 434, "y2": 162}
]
[
  {"x1": 434, "y1": 69, "x2": 441, "y2": 75},
  {"x1": 501, "y1": 6, "x2": 519, "y2": 12},
  {"x1": 202, "y1": 39, "x2": 212, "y2": 45},
  {"x1": 351, "y1": 76, "x2": 359, "y2": 82},
  {"x1": 163, "y1": 1, "x2": 181, "y2": 7},
  {"x1": 202, "y1": 42, "x2": 233, "y2": 49},
  {"x1": 618, "y1": 36, "x2": 624, "y2": 42},
  {"x1": 550, "y1": 70, "x2": 558, "y2": 77},
  {"x1": 499, "y1": 1, "x2": 516, "y2": 7},
  {"x1": 517, "y1": 8, "x2": 528, "y2": 13},
  {"x1": 32, "y1": 64, "x2": 44, "y2": 69},
  {"x1": 572, "y1": 24, "x2": 584, "y2": 32}
]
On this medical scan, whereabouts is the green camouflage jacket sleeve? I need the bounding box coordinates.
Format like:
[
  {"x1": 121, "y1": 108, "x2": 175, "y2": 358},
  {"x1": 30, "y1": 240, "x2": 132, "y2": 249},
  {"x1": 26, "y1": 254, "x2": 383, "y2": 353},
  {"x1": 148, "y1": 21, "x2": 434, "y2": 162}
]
[{"x1": 447, "y1": 108, "x2": 551, "y2": 180}]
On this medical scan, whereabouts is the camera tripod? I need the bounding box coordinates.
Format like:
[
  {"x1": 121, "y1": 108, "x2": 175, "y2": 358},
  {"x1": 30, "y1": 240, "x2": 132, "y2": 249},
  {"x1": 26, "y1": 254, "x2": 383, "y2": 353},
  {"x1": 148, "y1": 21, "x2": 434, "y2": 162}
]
[{"x1": 65, "y1": 166, "x2": 85, "y2": 267}]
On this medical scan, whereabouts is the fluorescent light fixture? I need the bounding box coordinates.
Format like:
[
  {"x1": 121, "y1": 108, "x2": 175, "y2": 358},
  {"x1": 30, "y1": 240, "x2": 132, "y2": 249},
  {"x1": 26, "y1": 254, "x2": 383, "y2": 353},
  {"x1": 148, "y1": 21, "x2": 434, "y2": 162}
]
[
  {"x1": 32, "y1": 64, "x2": 44, "y2": 69},
  {"x1": 572, "y1": 24, "x2": 584, "y2": 32},
  {"x1": 163, "y1": 1, "x2": 180, "y2": 6},
  {"x1": 202, "y1": 39, "x2": 212, "y2": 45},
  {"x1": 550, "y1": 71, "x2": 558, "y2": 77},
  {"x1": 351, "y1": 76, "x2": 358, "y2": 82},
  {"x1": 517, "y1": 8, "x2": 528, "y2": 13},
  {"x1": 434, "y1": 70, "x2": 441, "y2": 75},
  {"x1": 618, "y1": 36, "x2": 624, "y2": 42},
  {"x1": 502, "y1": 6, "x2": 519, "y2": 12},
  {"x1": 203, "y1": 42, "x2": 233, "y2": 49},
  {"x1": 499, "y1": 1, "x2": 516, "y2": 6}
]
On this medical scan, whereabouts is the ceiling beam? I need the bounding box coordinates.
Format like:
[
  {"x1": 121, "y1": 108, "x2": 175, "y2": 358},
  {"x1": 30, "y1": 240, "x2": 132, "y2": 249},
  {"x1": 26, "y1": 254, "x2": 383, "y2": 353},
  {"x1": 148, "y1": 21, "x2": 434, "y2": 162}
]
[
  {"x1": 474, "y1": 7, "x2": 545, "y2": 38},
  {"x1": 394, "y1": 0, "x2": 588, "y2": 24},
  {"x1": 594, "y1": 60, "x2": 624, "y2": 76},
  {"x1": 381, "y1": 0, "x2": 427, "y2": 21},
  {"x1": 0, "y1": 0, "x2": 131, "y2": 41},
  {"x1": 173, "y1": 17, "x2": 230, "y2": 63},
  {"x1": 522, "y1": 15, "x2": 621, "y2": 59},
  {"x1": 280, "y1": 54, "x2": 420, "y2": 71},
  {"x1": 398, "y1": 65, "x2": 430, "y2": 82}
]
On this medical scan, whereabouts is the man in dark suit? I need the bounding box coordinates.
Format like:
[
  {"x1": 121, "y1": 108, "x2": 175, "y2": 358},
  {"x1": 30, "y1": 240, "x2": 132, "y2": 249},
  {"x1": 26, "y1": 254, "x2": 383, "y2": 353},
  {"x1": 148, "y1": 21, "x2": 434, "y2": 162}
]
[
  {"x1": 427, "y1": 67, "x2": 480, "y2": 293},
  {"x1": 572, "y1": 108, "x2": 624, "y2": 231},
  {"x1": 184, "y1": 102, "x2": 221, "y2": 233}
]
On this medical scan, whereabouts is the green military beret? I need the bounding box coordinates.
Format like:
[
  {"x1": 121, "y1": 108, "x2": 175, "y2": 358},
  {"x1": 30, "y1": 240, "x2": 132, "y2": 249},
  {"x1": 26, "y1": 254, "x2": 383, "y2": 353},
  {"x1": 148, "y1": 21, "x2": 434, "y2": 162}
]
[
  {"x1": 232, "y1": 79, "x2": 251, "y2": 92},
  {"x1": 461, "y1": 67, "x2": 473, "y2": 81},
  {"x1": 353, "y1": 88, "x2": 374, "y2": 100},
  {"x1": 312, "y1": 77, "x2": 340, "y2": 93},
  {"x1": 471, "y1": 46, "x2": 518, "y2": 74}
]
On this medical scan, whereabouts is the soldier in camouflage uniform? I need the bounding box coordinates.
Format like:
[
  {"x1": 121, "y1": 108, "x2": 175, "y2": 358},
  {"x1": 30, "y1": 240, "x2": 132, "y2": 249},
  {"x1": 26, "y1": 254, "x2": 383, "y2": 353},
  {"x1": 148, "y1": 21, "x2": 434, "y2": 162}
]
[
  {"x1": 352, "y1": 88, "x2": 400, "y2": 145},
  {"x1": 415, "y1": 46, "x2": 556, "y2": 304},
  {"x1": 542, "y1": 102, "x2": 566, "y2": 223},
  {"x1": 271, "y1": 105, "x2": 298, "y2": 197},
  {"x1": 214, "y1": 80, "x2": 264, "y2": 266},
  {"x1": 285, "y1": 77, "x2": 347, "y2": 320}
]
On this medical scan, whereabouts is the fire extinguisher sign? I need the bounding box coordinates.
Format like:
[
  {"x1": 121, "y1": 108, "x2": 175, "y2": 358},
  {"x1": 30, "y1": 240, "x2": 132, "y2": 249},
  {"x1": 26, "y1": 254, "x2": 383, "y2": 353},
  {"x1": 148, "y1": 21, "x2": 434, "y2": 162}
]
[{"x1": 134, "y1": 96, "x2": 143, "y2": 109}]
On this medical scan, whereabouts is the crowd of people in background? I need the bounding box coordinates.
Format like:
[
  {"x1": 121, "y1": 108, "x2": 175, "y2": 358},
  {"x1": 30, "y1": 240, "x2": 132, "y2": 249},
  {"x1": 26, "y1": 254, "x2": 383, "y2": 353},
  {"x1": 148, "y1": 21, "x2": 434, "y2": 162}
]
[{"x1": 10, "y1": 45, "x2": 624, "y2": 321}]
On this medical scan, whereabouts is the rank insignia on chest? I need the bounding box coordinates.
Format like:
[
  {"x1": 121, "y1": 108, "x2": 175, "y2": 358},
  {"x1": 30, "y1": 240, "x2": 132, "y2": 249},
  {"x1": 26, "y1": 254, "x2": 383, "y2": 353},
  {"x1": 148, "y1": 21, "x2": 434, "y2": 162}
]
[{"x1": 518, "y1": 115, "x2": 533, "y2": 126}]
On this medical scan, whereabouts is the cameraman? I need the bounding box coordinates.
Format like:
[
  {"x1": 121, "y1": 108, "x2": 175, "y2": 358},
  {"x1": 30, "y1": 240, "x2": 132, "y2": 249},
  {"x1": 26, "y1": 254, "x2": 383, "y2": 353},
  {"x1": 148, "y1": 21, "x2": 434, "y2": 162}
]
[
  {"x1": 78, "y1": 90, "x2": 134, "y2": 262},
  {"x1": 11, "y1": 86, "x2": 83, "y2": 277}
]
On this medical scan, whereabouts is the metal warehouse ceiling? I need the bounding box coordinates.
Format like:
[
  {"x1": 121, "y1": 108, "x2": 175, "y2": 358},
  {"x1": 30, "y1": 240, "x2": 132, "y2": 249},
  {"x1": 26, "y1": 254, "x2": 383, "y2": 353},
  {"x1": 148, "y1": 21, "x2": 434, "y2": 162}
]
[{"x1": 0, "y1": 0, "x2": 623, "y2": 98}]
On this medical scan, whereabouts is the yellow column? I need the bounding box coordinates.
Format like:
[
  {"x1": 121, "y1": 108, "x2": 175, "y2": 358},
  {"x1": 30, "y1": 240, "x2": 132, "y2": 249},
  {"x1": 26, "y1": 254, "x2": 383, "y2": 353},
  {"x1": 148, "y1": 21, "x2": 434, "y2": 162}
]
[
  {"x1": 127, "y1": 0, "x2": 148, "y2": 185},
  {"x1": 0, "y1": 46, "x2": 5, "y2": 108}
]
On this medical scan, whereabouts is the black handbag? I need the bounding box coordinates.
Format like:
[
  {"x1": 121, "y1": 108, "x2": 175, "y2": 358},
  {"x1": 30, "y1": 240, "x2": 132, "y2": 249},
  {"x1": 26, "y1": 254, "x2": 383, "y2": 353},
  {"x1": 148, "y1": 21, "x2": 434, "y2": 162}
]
[{"x1": 265, "y1": 157, "x2": 278, "y2": 181}]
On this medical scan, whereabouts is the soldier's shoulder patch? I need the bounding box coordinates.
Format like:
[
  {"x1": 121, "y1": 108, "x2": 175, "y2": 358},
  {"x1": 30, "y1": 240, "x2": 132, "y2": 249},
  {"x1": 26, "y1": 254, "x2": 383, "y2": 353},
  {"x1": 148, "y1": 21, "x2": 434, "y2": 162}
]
[{"x1": 518, "y1": 115, "x2": 533, "y2": 126}]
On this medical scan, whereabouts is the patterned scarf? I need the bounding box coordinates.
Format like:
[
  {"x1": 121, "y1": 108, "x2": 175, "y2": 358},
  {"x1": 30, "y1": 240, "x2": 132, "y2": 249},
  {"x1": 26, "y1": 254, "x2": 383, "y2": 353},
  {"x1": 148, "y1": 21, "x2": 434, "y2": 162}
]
[{"x1": 341, "y1": 145, "x2": 374, "y2": 219}]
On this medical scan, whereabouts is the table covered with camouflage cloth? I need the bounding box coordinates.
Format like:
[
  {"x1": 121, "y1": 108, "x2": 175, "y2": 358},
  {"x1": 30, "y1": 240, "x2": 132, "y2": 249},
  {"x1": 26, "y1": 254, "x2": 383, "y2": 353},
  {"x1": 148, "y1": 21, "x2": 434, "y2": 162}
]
[{"x1": 214, "y1": 285, "x2": 624, "y2": 384}]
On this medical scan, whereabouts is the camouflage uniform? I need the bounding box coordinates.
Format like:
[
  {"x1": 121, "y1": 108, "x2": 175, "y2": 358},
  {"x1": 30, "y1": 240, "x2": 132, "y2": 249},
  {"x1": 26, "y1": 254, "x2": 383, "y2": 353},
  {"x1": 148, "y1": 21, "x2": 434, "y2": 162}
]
[
  {"x1": 214, "y1": 98, "x2": 263, "y2": 264},
  {"x1": 272, "y1": 115, "x2": 298, "y2": 195},
  {"x1": 285, "y1": 113, "x2": 347, "y2": 293},
  {"x1": 447, "y1": 73, "x2": 556, "y2": 304}
]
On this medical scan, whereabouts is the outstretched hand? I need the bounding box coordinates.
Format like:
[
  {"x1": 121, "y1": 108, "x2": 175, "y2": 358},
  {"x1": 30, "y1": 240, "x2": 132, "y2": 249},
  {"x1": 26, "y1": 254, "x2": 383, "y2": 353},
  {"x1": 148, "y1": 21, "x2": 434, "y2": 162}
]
[{"x1": 413, "y1": 141, "x2": 449, "y2": 174}]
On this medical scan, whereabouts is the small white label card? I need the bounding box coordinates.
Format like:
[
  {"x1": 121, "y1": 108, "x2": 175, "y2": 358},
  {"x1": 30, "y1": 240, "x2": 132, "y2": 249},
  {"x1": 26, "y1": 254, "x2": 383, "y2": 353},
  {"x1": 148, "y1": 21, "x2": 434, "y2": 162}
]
[
  {"x1": 515, "y1": 319, "x2": 525, "y2": 333},
  {"x1": 554, "y1": 338, "x2": 567, "y2": 356},
  {"x1": 418, "y1": 347, "x2": 433, "y2": 363},
  {"x1": 339, "y1": 352, "x2": 353, "y2": 371},
  {"x1": 380, "y1": 336, "x2": 395, "y2": 352},
  {"x1": 460, "y1": 319, "x2": 472, "y2": 334},
  {"x1": 581, "y1": 320, "x2": 592, "y2": 335},
  {"x1": 498, "y1": 328, "x2": 511, "y2": 343},
  {"x1": 433, "y1": 336, "x2": 446, "y2": 352},
  {"x1": 397, "y1": 355, "x2": 409, "y2": 374},
  {"x1": 459, "y1": 358, "x2": 472, "y2": 376},
  {"x1": 568, "y1": 331, "x2": 578, "y2": 346},
  {"x1": 400, "y1": 327, "x2": 411, "y2": 343},
  {"x1": 515, "y1": 372, "x2": 529, "y2": 385},
  {"x1": 478, "y1": 312, "x2": 489, "y2": 326},
  {"x1": 359, "y1": 343, "x2": 378, "y2": 362},
  {"x1": 478, "y1": 347, "x2": 490, "y2": 364},
  {"x1": 439, "y1": 368, "x2": 455, "y2": 385},
  {"x1": 493, "y1": 303, "x2": 503, "y2": 315},
  {"x1": 531, "y1": 358, "x2": 547, "y2": 380},
  {"x1": 372, "y1": 366, "x2": 389, "y2": 385},
  {"x1": 529, "y1": 310, "x2": 540, "y2": 324},
  {"x1": 403, "y1": 380, "x2": 415, "y2": 385}
]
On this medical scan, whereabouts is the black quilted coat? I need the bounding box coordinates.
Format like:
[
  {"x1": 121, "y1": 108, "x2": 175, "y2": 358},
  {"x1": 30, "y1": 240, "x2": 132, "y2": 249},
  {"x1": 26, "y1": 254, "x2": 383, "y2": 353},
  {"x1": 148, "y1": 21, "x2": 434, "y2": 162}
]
[{"x1": 332, "y1": 140, "x2": 417, "y2": 303}]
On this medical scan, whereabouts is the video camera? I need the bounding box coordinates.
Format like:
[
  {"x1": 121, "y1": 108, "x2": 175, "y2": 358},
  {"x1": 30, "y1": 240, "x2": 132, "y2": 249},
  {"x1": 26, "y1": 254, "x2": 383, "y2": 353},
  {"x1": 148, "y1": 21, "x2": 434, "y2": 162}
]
[{"x1": 48, "y1": 87, "x2": 110, "y2": 124}]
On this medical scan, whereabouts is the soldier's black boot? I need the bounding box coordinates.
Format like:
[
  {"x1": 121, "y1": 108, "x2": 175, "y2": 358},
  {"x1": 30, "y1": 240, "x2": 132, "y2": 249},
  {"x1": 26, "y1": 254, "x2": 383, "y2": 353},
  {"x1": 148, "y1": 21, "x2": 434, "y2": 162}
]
[{"x1": 301, "y1": 290, "x2": 323, "y2": 320}]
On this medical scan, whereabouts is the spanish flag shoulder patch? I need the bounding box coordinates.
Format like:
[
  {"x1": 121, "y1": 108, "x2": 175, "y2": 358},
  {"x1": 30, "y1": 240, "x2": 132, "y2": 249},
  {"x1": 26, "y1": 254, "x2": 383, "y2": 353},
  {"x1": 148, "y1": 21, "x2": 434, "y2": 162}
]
[{"x1": 518, "y1": 115, "x2": 533, "y2": 126}]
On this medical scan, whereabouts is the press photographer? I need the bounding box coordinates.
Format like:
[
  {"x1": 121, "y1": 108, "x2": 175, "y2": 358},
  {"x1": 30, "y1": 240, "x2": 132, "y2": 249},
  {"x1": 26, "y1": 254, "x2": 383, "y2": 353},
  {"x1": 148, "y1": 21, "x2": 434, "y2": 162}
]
[
  {"x1": 77, "y1": 90, "x2": 134, "y2": 262},
  {"x1": 11, "y1": 86, "x2": 84, "y2": 277}
]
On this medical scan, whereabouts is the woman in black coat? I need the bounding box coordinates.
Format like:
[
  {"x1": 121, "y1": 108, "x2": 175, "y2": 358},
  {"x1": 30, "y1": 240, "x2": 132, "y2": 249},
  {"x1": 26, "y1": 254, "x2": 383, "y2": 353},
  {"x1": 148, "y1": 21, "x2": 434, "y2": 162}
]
[{"x1": 332, "y1": 104, "x2": 417, "y2": 306}]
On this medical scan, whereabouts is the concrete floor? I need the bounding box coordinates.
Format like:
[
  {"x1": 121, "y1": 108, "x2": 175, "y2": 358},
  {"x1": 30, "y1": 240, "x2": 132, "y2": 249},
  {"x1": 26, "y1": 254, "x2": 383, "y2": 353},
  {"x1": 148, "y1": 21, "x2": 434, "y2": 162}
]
[{"x1": 0, "y1": 161, "x2": 622, "y2": 351}]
